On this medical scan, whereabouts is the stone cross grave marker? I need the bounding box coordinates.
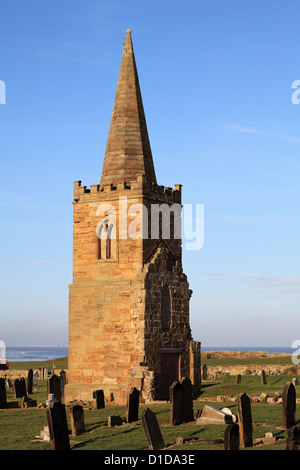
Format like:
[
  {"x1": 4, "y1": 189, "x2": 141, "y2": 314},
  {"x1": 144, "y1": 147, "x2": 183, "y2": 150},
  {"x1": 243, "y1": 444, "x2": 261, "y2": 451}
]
[
  {"x1": 236, "y1": 393, "x2": 253, "y2": 447},
  {"x1": 142, "y1": 408, "x2": 165, "y2": 450},
  {"x1": 27, "y1": 369, "x2": 33, "y2": 395},
  {"x1": 282, "y1": 381, "x2": 296, "y2": 429},
  {"x1": 13, "y1": 378, "x2": 27, "y2": 399},
  {"x1": 125, "y1": 387, "x2": 139, "y2": 423},
  {"x1": 0, "y1": 378, "x2": 6, "y2": 408},
  {"x1": 69, "y1": 404, "x2": 85, "y2": 436},
  {"x1": 46, "y1": 401, "x2": 70, "y2": 450},
  {"x1": 224, "y1": 423, "x2": 239, "y2": 450},
  {"x1": 93, "y1": 389, "x2": 105, "y2": 409}
]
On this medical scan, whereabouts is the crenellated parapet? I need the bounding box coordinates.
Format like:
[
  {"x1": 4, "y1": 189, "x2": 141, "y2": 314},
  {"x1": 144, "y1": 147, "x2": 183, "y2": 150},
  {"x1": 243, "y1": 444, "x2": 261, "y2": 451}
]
[{"x1": 73, "y1": 175, "x2": 182, "y2": 205}]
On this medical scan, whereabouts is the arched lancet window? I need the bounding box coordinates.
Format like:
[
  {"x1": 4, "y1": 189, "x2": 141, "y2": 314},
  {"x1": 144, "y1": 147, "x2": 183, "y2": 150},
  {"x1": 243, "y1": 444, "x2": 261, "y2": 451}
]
[
  {"x1": 97, "y1": 218, "x2": 117, "y2": 260},
  {"x1": 161, "y1": 285, "x2": 171, "y2": 331}
]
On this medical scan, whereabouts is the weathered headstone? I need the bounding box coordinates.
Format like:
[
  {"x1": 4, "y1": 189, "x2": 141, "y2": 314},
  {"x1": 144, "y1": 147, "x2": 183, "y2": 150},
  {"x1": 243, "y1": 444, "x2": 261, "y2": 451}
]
[
  {"x1": 236, "y1": 393, "x2": 253, "y2": 447},
  {"x1": 181, "y1": 377, "x2": 194, "y2": 423},
  {"x1": 261, "y1": 370, "x2": 267, "y2": 385},
  {"x1": 46, "y1": 401, "x2": 70, "y2": 450},
  {"x1": 125, "y1": 387, "x2": 139, "y2": 423},
  {"x1": 108, "y1": 415, "x2": 123, "y2": 427},
  {"x1": 60, "y1": 370, "x2": 67, "y2": 386},
  {"x1": 236, "y1": 374, "x2": 241, "y2": 384},
  {"x1": 286, "y1": 425, "x2": 300, "y2": 450},
  {"x1": 292, "y1": 377, "x2": 299, "y2": 386},
  {"x1": 47, "y1": 375, "x2": 62, "y2": 403},
  {"x1": 196, "y1": 405, "x2": 235, "y2": 424},
  {"x1": 27, "y1": 369, "x2": 33, "y2": 394},
  {"x1": 282, "y1": 382, "x2": 296, "y2": 429},
  {"x1": 202, "y1": 364, "x2": 208, "y2": 380},
  {"x1": 224, "y1": 423, "x2": 239, "y2": 450},
  {"x1": 169, "y1": 381, "x2": 183, "y2": 425},
  {"x1": 6, "y1": 378, "x2": 12, "y2": 388},
  {"x1": 142, "y1": 408, "x2": 165, "y2": 450},
  {"x1": 13, "y1": 378, "x2": 27, "y2": 398},
  {"x1": 43, "y1": 368, "x2": 48, "y2": 380},
  {"x1": 69, "y1": 404, "x2": 85, "y2": 436},
  {"x1": 0, "y1": 378, "x2": 6, "y2": 408},
  {"x1": 33, "y1": 371, "x2": 38, "y2": 386},
  {"x1": 93, "y1": 389, "x2": 105, "y2": 410}
]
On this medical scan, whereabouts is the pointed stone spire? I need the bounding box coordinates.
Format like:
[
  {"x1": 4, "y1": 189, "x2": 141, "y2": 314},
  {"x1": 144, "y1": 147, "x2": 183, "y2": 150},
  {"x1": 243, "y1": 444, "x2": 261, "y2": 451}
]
[{"x1": 100, "y1": 29, "x2": 157, "y2": 187}]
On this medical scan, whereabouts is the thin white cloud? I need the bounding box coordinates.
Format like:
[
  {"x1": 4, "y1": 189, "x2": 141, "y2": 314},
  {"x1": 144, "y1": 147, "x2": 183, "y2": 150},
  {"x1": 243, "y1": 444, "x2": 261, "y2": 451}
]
[
  {"x1": 237, "y1": 273, "x2": 300, "y2": 294},
  {"x1": 222, "y1": 122, "x2": 300, "y2": 144}
]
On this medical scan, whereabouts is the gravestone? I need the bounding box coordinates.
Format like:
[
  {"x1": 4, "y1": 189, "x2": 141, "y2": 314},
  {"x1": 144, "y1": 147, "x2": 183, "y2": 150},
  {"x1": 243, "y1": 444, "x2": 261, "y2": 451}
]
[
  {"x1": 282, "y1": 382, "x2": 296, "y2": 429},
  {"x1": 202, "y1": 364, "x2": 208, "y2": 380},
  {"x1": 69, "y1": 404, "x2": 85, "y2": 436},
  {"x1": 43, "y1": 368, "x2": 48, "y2": 380},
  {"x1": 13, "y1": 378, "x2": 27, "y2": 398},
  {"x1": 0, "y1": 378, "x2": 6, "y2": 408},
  {"x1": 236, "y1": 374, "x2": 241, "y2": 384},
  {"x1": 108, "y1": 415, "x2": 123, "y2": 427},
  {"x1": 169, "y1": 381, "x2": 183, "y2": 425},
  {"x1": 33, "y1": 371, "x2": 38, "y2": 386},
  {"x1": 46, "y1": 401, "x2": 70, "y2": 450},
  {"x1": 6, "y1": 378, "x2": 12, "y2": 388},
  {"x1": 224, "y1": 423, "x2": 239, "y2": 450},
  {"x1": 93, "y1": 389, "x2": 105, "y2": 410},
  {"x1": 125, "y1": 387, "x2": 139, "y2": 423},
  {"x1": 27, "y1": 369, "x2": 33, "y2": 394},
  {"x1": 292, "y1": 377, "x2": 299, "y2": 386},
  {"x1": 236, "y1": 393, "x2": 253, "y2": 447},
  {"x1": 48, "y1": 375, "x2": 62, "y2": 403},
  {"x1": 60, "y1": 370, "x2": 67, "y2": 386},
  {"x1": 197, "y1": 405, "x2": 235, "y2": 424},
  {"x1": 142, "y1": 408, "x2": 165, "y2": 450},
  {"x1": 181, "y1": 377, "x2": 194, "y2": 423},
  {"x1": 261, "y1": 370, "x2": 267, "y2": 385},
  {"x1": 286, "y1": 425, "x2": 300, "y2": 450}
]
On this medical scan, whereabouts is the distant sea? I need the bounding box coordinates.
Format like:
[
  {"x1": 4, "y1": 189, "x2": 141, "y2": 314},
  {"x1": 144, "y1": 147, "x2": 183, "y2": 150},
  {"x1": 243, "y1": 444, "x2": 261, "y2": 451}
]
[
  {"x1": 4, "y1": 346, "x2": 68, "y2": 362},
  {"x1": 201, "y1": 346, "x2": 293, "y2": 354},
  {"x1": 2, "y1": 345, "x2": 293, "y2": 362}
]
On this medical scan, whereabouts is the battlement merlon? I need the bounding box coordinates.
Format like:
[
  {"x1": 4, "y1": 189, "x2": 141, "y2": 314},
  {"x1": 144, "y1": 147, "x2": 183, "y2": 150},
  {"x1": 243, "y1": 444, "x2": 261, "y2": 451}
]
[{"x1": 73, "y1": 176, "x2": 182, "y2": 205}]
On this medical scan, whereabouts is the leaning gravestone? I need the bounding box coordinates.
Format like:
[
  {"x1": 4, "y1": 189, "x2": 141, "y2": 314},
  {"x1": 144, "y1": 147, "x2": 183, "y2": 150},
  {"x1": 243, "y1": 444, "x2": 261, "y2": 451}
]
[
  {"x1": 13, "y1": 378, "x2": 27, "y2": 398},
  {"x1": 93, "y1": 389, "x2": 105, "y2": 410},
  {"x1": 125, "y1": 387, "x2": 139, "y2": 423},
  {"x1": 0, "y1": 378, "x2": 6, "y2": 408},
  {"x1": 181, "y1": 377, "x2": 194, "y2": 423},
  {"x1": 236, "y1": 393, "x2": 253, "y2": 447},
  {"x1": 224, "y1": 423, "x2": 239, "y2": 450},
  {"x1": 69, "y1": 404, "x2": 85, "y2": 436},
  {"x1": 261, "y1": 370, "x2": 267, "y2": 385},
  {"x1": 27, "y1": 369, "x2": 33, "y2": 394},
  {"x1": 169, "y1": 381, "x2": 183, "y2": 425},
  {"x1": 46, "y1": 401, "x2": 70, "y2": 450},
  {"x1": 282, "y1": 382, "x2": 296, "y2": 429},
  {"x1": 142, "y1": 408, "x2": 165, "y2": 450}
]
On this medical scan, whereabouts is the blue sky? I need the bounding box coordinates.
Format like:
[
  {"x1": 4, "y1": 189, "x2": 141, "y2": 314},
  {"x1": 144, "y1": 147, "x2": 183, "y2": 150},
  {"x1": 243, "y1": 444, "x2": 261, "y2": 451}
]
[{"x1": 0, "y1": 0, "x2": 299, "y2": 347}]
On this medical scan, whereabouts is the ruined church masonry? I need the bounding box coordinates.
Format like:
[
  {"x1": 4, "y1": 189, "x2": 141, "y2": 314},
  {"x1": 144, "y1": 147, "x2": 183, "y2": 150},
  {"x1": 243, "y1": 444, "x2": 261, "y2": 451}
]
[{"x1": 65, "y1": 30, "x2": 201, "y2": 404}]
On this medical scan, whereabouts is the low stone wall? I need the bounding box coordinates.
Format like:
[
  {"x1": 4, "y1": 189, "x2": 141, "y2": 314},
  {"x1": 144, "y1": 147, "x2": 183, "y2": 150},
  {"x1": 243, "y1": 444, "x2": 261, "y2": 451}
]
[
  {"x1": 203, "y1": 364, "x2": 300, "y2": 378},
  {"x1": 0, "y1": 369, "x2": 68, "y2": 380}
]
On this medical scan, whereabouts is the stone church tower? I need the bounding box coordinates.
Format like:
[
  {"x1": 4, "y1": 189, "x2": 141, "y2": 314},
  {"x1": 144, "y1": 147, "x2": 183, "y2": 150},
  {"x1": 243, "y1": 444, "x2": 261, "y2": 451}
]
[{"x1": 65, "y1": 30, "x2": 201, "y2": 404}]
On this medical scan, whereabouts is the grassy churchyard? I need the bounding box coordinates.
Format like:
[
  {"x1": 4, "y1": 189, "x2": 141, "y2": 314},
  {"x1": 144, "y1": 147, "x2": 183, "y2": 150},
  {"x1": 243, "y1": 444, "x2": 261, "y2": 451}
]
[{"x1": 0, "y1": 354, "x2": 299, "y2": 451}]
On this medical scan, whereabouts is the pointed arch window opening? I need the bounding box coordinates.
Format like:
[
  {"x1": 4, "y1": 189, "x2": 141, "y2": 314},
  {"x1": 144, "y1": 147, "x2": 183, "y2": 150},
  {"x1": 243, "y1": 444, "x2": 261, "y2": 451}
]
[{"x1": 97, "y1": 218, "x2": 117, "y2": 261}]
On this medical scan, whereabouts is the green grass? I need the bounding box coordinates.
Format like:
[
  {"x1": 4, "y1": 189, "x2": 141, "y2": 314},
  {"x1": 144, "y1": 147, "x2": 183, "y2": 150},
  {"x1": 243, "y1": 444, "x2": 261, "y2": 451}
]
[
  {"x1": 7, "y1": 357, "x2": 68, "y2": 371},
  {"x1": 0, "y1": 369, "x2": 296, "y2": 451}
]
